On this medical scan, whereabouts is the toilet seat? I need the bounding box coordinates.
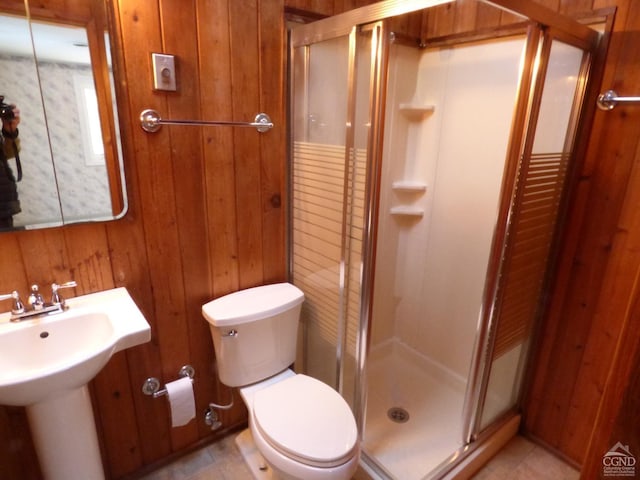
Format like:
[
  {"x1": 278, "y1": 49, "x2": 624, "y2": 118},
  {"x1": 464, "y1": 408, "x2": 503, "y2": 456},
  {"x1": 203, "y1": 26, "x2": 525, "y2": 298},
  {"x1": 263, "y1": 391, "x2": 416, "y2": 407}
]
[{"x1": 252, "y1": 374, "x2": 358, "y2": 468}]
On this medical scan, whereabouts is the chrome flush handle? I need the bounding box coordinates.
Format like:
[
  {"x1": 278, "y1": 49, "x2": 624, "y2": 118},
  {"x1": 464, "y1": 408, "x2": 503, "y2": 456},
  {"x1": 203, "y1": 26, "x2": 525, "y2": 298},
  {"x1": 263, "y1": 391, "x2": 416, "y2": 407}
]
[{"x1": 223, "y1": 329, "x2": 238, "y2": 338}]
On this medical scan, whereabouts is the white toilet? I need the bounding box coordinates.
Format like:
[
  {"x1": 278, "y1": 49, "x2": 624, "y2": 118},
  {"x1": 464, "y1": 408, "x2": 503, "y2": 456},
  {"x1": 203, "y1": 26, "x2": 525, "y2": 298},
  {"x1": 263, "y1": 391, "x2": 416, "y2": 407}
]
[{"x1": 202, "y1": 282, "x2": 360, "y2": 480}]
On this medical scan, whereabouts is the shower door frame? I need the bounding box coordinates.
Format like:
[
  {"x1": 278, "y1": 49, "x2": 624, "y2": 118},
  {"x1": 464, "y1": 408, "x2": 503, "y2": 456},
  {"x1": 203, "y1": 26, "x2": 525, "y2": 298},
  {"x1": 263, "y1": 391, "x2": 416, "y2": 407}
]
[
  {"x1": 462, "y1": 24, "x2": 600, "y2": 444},
  {"x1": 288, "y1": 1, "x2": 601, "y2": 478}
]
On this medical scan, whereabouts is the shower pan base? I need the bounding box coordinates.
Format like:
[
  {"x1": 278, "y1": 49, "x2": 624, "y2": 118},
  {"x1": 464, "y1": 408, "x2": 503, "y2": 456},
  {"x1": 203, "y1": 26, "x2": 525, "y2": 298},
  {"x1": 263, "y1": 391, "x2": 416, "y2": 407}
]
[{"x1": 364, "y1": 340, "x2": 466, "y2": 480}]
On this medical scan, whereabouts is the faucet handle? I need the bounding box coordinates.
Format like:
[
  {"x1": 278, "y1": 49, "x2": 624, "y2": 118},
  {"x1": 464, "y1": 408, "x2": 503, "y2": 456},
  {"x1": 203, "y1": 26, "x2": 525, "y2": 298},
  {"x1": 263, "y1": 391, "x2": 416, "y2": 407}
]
[
  {"x1": 0, "y1": 291, "x2": 25, "y2": 315},
  {"x1": 51, "y1": 281, "x2": 77, "y2": 306}
]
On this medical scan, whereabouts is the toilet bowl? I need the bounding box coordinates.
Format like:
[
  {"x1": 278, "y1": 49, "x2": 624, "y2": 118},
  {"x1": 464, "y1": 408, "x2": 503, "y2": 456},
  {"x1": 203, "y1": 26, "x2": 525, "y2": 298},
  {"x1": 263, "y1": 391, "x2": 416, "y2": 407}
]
[
  {"x1": 240, "y1": 369, "x2": 359, "y2": 480},
  {"x1": 202, "y1": 283, "x2": 360, "y2": 480}
]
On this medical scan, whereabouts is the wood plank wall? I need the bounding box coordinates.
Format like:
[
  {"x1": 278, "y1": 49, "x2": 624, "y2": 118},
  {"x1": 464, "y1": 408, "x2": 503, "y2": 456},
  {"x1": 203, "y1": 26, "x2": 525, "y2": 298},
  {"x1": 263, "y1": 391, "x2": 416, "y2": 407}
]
[{"x1": 1, "y1": 0, "x2": 639, "y2": 478}]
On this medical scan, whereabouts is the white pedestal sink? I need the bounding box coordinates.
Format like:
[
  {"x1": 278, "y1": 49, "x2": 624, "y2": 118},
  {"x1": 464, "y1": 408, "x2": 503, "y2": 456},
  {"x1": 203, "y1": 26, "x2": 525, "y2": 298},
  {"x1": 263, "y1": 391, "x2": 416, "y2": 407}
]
[{"x1": 0, "y1": 287, "x2": 151, "y2": 480}]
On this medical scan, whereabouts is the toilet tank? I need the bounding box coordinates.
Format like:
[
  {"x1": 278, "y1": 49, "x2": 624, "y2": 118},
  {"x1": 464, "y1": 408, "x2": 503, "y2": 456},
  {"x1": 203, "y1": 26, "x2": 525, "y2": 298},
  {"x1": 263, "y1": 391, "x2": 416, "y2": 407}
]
[{"x1": 202, "y1": 283, "x2": 304, "y2": 387}]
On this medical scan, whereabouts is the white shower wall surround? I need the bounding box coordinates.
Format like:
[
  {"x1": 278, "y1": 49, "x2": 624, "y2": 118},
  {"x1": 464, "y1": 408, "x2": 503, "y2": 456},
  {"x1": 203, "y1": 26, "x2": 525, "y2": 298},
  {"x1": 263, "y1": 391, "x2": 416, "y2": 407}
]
[{"x1": 372, "y1": 37, "x2": 527, "y2": 380}]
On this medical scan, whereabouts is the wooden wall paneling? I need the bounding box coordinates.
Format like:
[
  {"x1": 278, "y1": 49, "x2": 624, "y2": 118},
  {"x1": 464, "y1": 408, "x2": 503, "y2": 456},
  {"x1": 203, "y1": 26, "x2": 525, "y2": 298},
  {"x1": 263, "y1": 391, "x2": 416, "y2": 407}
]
[
  {"x1": 535, "y1": 0, "x2": 562, "y2": 11},
  {"x1": 100, "y1": 3, "x2": 172, "y2": 474},
  {"x1": 0, "y1": 233, "x2": 27, "y2": 293},
  {"x1": 114, "y1": 0, "x2": 176, "y2": 464},
  {"x1": 103, "y1": 216, "x2": 164, "y2": 476},
  {"x1": 62, "y1": 224, "x2": 113, "y2": 291},
  {"x1": 453, "y1": 0, "x2": 478, "y2": 34},
  {"x1": 284, "y1": 0, "x2": 343, "y2": 16},
  {"x1": 582, "y1": 273, "x2": 640, "y2": 478},
  {"x1": 158, "y1": 0, "x2": 221, "y2": 441},
  {"x1": 60, "y1": 224, "x2": 142, "y2": 478},
  {"x1": 229, "y1": 0, "x2": 266, "y2": 289},
  {"x1": 475, "y1": 1, "x2": 503, "y2": 29},
  {"x1": 388, "y1": 9, "x2": 423, "y2": 42},
  {"x1": 27, "y1": 0, "x2": 91, "y2": 23},
  {"x1": 91, "y1": 351, "x2": 142, "y2": 479},
  {"x1": 592, "y1": 0, "x2": 616, "y2": 8},
  {"x1": 258, "y1": 0, "x2": 287, "y2": 285},
  {"x1": 152, "y1": 0, "x2": 204, "y2": 452},
  {"x1": 17, "y1": 229, "x2": 70, "y2": 287},
  {"x1": 0, "y1": 234, "x2": 29, "y2": 479},
  {"x1": 580, "y1": 84, "x2": 640, "y2": 475},
  {"x1": 196, "y1": 0, "x2": 246, "y2": 428},
  {"x1": 560, "y1": 0, "x2": 594, "y2": 15},
  {"x1": 0, "y1": 406, "x2": 40, "y2": 480},
  {"x1": 425, "y1": 3, "x2": 456, "y2": 38},
  {"x1": 555, "y1": 4, "x2": 640, "y2": 461},
  {"x1": 0, "y1": 236, "x2": 28, "y2": 480},
  {"x1": 199, "y1": 0, "x2": 240, "y2": 298}
]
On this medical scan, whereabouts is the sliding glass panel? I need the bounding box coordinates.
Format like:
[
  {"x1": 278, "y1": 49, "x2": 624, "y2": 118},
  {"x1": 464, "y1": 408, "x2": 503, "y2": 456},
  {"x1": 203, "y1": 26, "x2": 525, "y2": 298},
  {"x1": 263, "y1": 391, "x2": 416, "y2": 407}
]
[
  {"x1": 480, "y1": 38, "x2": 587, "y2": 430},
  {"x1": 337, "y1": 29, "x2": 369, "y2": 406},
  {"x1": 290, "y1": 25, "x2": 377, "y2": 409},
  {"x1": 291, "y1": 34, "x2": 351, "y2": 391}
]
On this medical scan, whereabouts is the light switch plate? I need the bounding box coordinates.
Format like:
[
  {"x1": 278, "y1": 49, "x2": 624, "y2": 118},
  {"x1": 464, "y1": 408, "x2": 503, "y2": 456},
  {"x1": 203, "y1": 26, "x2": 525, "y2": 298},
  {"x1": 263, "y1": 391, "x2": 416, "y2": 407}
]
[{"x1": 152, "y1": 53, "x2": 177, "y2": 91}]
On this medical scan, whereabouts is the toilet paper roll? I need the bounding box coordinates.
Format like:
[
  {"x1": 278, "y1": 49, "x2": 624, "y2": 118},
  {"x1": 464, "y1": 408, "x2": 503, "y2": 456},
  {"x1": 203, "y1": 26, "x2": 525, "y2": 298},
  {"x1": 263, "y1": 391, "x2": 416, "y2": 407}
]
[{"x1": 165, "y1": 376, "x2": 195, "y2": 427}]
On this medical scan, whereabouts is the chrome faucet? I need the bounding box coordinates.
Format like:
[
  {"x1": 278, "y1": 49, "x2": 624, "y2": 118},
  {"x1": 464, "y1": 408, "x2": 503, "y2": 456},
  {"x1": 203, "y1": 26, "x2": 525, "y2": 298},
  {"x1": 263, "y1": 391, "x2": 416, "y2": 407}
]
[
  {"x1": 1, "y1": 281, "x2": 77, "y2": 322},
  {"x1": 28, "y1": 284, "x2": 45, "y2": 311}
]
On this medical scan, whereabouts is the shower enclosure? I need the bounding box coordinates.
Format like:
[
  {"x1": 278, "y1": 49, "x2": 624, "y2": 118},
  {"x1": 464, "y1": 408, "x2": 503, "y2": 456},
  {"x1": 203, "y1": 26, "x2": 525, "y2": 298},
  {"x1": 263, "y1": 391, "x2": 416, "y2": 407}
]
[{"x1": 288, "y1": 1, "x2": 601, "y2": 478}]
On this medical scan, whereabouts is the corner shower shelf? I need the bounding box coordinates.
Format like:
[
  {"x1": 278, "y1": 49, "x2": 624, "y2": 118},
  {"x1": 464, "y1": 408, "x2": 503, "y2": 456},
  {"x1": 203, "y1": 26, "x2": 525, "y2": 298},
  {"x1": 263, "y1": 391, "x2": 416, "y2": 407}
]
[
  {"x1": 392, "y1": 181, "x2": 427, "y2": 193},
  {"x1": 398, "y1": 103, "x2": 435, "y2": 119},
  {"x1": 390, "y1": 206, "x2": 424, "y2": 217}
]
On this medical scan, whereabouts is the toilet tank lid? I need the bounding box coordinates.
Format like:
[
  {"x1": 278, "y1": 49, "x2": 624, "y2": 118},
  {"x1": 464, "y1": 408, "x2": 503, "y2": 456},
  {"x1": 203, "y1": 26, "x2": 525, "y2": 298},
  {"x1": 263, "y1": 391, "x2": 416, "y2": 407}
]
[{"x1": 202, "y1": 283, "x2": 304, "y2": 327}]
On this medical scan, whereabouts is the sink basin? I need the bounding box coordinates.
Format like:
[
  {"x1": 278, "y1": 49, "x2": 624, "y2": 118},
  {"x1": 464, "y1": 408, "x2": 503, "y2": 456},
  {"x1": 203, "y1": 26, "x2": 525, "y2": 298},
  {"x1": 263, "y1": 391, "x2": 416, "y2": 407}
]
[
  {"x1": 0, "y1": 287, "x2": 150, "y2": 406},
  {"x1": 0, "y1": 287, "x2": 151, "y2": 479}
]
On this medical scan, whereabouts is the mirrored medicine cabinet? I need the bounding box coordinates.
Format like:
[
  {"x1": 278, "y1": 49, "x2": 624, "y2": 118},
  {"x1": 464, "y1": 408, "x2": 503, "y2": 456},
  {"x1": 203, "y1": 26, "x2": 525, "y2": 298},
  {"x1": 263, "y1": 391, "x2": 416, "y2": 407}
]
[{"x1": 0, "y1": 0, "x2": 127, "y2": 231}]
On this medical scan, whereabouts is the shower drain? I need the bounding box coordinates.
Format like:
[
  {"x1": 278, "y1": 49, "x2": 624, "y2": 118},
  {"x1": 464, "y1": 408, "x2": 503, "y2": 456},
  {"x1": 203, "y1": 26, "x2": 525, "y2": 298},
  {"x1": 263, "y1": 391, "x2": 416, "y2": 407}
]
[{"x1": 387, "y1": 407, "x2": 410, "y2": 423}]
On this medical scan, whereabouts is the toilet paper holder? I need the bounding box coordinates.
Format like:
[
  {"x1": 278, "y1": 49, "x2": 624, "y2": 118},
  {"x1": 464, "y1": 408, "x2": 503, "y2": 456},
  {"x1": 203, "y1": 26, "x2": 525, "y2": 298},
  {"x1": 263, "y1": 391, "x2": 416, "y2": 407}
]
[{"x1": 142, "y1": 365, "x2": 195, "y2": 398}]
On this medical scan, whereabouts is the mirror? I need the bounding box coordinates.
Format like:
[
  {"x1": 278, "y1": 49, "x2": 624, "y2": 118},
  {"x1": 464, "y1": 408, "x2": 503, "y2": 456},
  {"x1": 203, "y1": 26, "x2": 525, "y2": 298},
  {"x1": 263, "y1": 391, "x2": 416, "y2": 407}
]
[{"x1": 0, "y1": 0, "x2": 126, "y2": 231}]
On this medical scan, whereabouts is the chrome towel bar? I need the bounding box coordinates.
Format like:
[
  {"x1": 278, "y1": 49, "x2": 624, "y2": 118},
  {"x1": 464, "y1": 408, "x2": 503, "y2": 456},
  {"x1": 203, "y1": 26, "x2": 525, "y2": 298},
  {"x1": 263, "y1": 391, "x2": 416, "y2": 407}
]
[
  {"x1": 597, "y1": 90, "x2": 640, "y2": 111},
  {"x1": 140, "y1": 108, "x2": 273, "y2": 133}
]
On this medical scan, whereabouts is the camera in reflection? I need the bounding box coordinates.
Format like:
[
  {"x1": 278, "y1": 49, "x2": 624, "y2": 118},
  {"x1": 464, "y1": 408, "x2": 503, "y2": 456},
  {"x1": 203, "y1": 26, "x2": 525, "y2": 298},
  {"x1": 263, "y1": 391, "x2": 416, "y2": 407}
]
[{"x1": 0, "y1": 96, "x2": 15, "y2": 122}]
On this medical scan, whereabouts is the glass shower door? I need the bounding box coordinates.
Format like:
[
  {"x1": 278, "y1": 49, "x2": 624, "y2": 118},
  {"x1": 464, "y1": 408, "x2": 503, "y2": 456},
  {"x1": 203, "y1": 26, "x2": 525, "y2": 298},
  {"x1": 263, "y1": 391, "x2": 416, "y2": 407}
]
[
  {"x1": 479, "y1": 36, "x2": 591, "y2": 432},
  {"x1": 289, "y1": 24, "x2": 380, "y2": 409},
  {"x1": 289, "y1": 3, "x2": 600, "y2": 480}
]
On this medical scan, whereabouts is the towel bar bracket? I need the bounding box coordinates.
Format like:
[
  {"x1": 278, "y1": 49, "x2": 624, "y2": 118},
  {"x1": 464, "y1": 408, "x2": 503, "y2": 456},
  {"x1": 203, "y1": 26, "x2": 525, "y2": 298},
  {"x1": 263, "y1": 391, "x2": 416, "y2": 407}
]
[{"x1": 597, "y1": 90, "x2": 640, "y2": 111}]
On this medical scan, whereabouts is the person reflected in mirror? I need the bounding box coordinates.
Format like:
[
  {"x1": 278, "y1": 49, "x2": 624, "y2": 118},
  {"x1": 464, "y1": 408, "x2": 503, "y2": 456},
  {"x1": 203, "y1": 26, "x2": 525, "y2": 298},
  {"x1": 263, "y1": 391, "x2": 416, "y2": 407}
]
[{"x1": 0, "y1": 97, "x2": 21, "y2": 230}]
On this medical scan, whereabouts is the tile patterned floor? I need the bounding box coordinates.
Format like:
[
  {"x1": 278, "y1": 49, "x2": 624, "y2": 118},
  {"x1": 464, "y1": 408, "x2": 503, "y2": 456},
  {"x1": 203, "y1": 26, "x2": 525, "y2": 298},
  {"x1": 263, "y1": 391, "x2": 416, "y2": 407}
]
[
  {"x1": 138, "y1": 432, "x2": 579, "y2": 480},
  {"x1": 471, "y1": 435, "x2": 580, "y2": 480},
  {"x1": 138, "y1": 433, "x2": 252, "y2": 480}
]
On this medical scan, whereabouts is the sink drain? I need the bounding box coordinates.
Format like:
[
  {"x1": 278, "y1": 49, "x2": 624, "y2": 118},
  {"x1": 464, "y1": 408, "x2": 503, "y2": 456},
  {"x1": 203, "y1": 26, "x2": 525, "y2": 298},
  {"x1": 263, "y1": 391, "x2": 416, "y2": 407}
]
[{"x1": 387, "y1": 407, "x2": 410, "y2": 423}]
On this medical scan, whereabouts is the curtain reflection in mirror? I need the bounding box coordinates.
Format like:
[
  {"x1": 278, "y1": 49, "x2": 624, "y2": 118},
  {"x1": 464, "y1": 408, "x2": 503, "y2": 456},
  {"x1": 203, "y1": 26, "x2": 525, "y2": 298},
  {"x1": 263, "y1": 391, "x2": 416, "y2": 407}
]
[{"x1": 0, "y1": 14, "x2": 62, "y2": 227}]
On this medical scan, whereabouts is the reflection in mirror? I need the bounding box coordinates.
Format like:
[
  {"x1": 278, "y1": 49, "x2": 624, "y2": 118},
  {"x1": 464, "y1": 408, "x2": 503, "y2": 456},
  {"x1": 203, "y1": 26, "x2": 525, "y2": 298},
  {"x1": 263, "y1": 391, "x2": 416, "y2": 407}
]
[
  {"x1": 0, "y1": 11, "x2": 61, "y2": 228},
  {"x1": 0, "y1": 0, "x2": 126, "y2": 231},
  {"x1": 31, "y1": 21, "x2": 123, "y2": 224}
]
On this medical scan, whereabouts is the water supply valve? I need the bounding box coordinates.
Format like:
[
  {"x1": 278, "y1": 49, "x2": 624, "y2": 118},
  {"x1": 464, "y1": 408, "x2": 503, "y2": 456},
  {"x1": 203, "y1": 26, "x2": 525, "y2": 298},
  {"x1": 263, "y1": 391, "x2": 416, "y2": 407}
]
[{"x1": 204, "y1": 407, "x2": 222, "y2": 430}]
